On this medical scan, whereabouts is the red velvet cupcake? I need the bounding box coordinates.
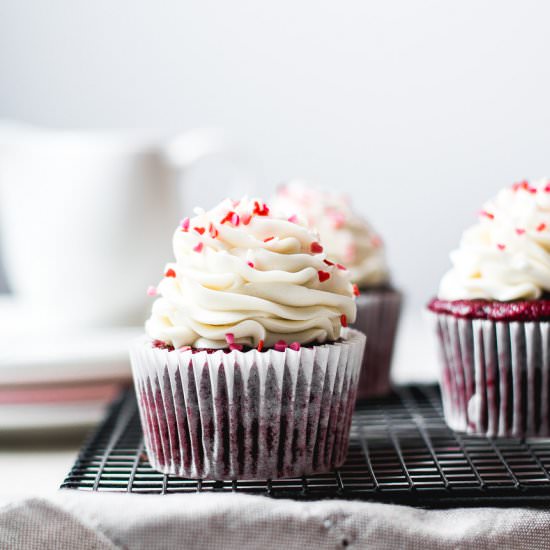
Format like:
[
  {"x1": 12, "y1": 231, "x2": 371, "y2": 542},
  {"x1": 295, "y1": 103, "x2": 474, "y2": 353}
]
[
  {"x1": 130, "y1": 197, "x2": 365, "y2": 479},
  {"x1": 428, "y1": 179, "x2": 550, "y2": 438},
  {"x1": 274, "y1": 181, "x2": 401, "y2": 398}
]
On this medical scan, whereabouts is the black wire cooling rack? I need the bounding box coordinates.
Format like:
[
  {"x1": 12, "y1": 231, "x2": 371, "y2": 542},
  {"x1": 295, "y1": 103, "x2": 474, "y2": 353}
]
[{"x1": 61, "y1": 385, "x2": 550, "y2": 508}]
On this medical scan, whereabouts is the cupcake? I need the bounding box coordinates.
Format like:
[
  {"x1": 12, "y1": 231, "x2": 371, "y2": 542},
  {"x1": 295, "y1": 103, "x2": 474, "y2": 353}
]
[
  {"x1": 428, "y1": 178, "x2": 550, "y2": 438},
  {"x1": 274, "y1": 181, "x2": 401, "y2": 398},
  {"x1": 130, "y1": 197, "x2": 365, "y2": 480}
]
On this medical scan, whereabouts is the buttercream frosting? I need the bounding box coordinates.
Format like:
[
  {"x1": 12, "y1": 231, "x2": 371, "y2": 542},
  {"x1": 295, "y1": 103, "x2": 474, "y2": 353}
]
[
  {"x1": 146, "y1": 197, "x2": 357, "y2": 349},
  {"x1": 439, "y1": 179, "x2": 550, "y2": 301},
  {"x1": 273, "y1": 181, "x2": 390, "y2": 288}
]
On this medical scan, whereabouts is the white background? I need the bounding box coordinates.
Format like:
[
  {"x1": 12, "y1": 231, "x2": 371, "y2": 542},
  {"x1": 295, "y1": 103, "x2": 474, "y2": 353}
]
[{"x1": 1, "y1": 1, "x2": 550, "y2": 310}]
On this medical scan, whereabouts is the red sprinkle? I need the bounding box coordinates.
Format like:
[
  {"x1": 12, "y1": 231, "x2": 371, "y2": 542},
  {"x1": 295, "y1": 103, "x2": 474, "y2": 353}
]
[
  {"x1": 220, "y1": 211, "x2": 236, "y2": 225},
  {"x1": 231, "y1": 213, "x2": 240, "y2": 226},
  {"x1": 274, "y1": 340, "x2": 287, "y2": 352},
  {"x1": 253, "y1": 201, "x2": 270, "y2": 216},
  {"x1": 229, "y1": 343, "x2": 243, "y2": 351},
  {"x1": 515, "y1": 228, "x2": 526, "y2": 235},
  {"x1": 288, "y1": 214, "x2": 298, "y2": 223},
  {"x1": 289, "y1": 342, "x2": 301, "y2": 351},
  {"x1": 480, "y1": 210, "x2": 495, "y2": 220},
  {"x1": 371, "y1": 235, "x2": 383, "y2": 248},
  {"x1": 336, "y1": 263, "x2": 347, "y2": 271},
  {"x1": 352, "y1": 284, "x2": 360, "y2": 297},
  {"x1": 241, "y1": 212, "x2": 252, "y2": 225},
  {"x1": 512, "y1": 180, "x2": 537, "y2": 194},
  {"x1": 247, "y1": 261, "x2": 255, "y2": 268},
  {"x1": 310, "y1": 242, "x2": 324, "y2": 254},
  {"x1": 194, "y1": 226, "x2": 205, "y2": 235},
  {"x1": 257, "y1": 339, "x2": 264, "y2": 352},
  {"x1": 340, "y1": 314, "x2": 348, "y2": 327},
  {"x1": 545, "y1": 183, "x2": 550, "y2": 193},
  {"x1": 165, "y1": 268, "x2": 176, "y2": 278},
  {"x1": 208, "y1": 223, "x2": 219, "y2": 239},
  {"x1": 181, "y1": 217, "x2": 190, "y2": 231},
  {"x1": 264, "y1": 236, "x2": 275, "y2": 243},
  {"x1": 324, "y1": 259, "x2": 335, "y2": 266},
  {"x1": 225, "y1": 333, "x2": 235, "y2": 345},
  {"x1": 513, "y1": 180, "x2": 529, "y2": 192},
  {"x1": 537, "y1": 223, "x2": 547, "y2": 232},
  {"x1": 329, "y1": 211, "x2": 345, "y2": 229},
  {"x1": 318, "y1": 270, "x2": 330, "y2": 282},
  {"x1": 497, "y1": 243, "x2": 506, "y2": 251},
  {"x1": 193, "y1": 242, "x2": 204, "y2": 253}
]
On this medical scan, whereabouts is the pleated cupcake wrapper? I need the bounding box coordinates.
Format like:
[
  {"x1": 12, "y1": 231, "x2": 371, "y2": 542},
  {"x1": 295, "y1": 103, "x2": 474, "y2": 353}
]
[
  {"x1": 430, "y1": 312, "x2": 550, "y2": 438},
  {"x1": 352, "y1": 290, "x2": 402, "y2": 399},
  {"x1": 130, "y1": 329, "x2": 365, "y2": 480}
]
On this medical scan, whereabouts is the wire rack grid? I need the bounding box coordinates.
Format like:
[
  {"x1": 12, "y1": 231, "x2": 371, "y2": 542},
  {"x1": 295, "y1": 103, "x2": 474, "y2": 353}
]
[{"x1": 61, "y1": 385, "x2": 550, "y2": 508}]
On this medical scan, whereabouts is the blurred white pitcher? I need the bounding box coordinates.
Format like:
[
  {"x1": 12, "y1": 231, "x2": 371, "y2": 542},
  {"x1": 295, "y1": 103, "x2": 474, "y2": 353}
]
[{"x1": 0, "y1": 122, "x2": 252, "y2": 328}]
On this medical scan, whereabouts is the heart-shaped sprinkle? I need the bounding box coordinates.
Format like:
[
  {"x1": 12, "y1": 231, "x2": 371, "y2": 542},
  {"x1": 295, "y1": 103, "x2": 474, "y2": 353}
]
[
  {"x1": 257, "y1": 339, "x2": 264, "y2": 352},
  {"x1": 318, "y1": 270, "x2": 330, "y2": 282},
  {"x1": 146, "y1": 286, "x2": 157, "y2": 296},
  {"x1": 208, "y1": 223, "x2": 219, "y2": 239},
  {"x1": 253, "y1": 201, "x2": 269, "y2": 216},
  {"x1": 193, "y1": 242, "x2": 204, "y2": 253},
  {"x1": 181, "y1": 217, "x2": 190, "y2": 231},
  {"x1": 194, "y1": 226, "x2": 205, "y2": 235},
  {"x1": 340, "y1": 314, "x2": 348, "y2": 327},
  {"x1": 274, "y1": 340, "x2": 287, "y2": 352},
  {"x1": 165, "y1": 268, "x2": 176, "y2": 278},
  {"x1": 310, "y1": 242, "x2": 324, "y2": 254},
  {"x1": 289, "y1": 342, "x2": 300, "y2": 351},
  {"x1": 220, "y1": 211, "x2": 236, "y2": 225}
]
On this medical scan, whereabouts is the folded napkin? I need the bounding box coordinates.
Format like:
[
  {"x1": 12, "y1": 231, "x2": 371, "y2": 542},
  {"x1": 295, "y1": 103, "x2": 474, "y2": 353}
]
[{"x1": 2, "y1": 491, "x2": 550, "y2": 550}]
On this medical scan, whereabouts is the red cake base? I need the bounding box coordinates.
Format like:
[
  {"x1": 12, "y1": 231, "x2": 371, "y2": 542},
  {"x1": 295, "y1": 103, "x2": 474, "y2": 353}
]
[{"x1": 428, "y1": 297, "x2": 550, "y2": 322}]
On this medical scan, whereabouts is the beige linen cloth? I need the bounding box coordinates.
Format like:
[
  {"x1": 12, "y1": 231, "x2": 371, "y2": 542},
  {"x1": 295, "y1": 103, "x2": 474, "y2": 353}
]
[{"x1": 1, "y1": 491, "x2": 550, "y2": 550}]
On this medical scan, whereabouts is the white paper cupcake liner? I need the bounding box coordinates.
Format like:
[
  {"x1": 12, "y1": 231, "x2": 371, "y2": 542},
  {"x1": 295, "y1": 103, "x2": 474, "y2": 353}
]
[
  {"x1": 129, "y1": 329, "x2": 366, "y2": 480},
  {"x1": 430, "y1": 312, "x2": 550, "y2": 438},
  {"x1": 353, "y1": 289, "x2": 402, "y2": 398}
]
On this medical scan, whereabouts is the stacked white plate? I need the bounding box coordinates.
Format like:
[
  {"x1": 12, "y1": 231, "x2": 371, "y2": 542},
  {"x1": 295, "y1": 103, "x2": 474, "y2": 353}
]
[{"x1": 0, "y1": 296, "x2": 137, "y2": 431}]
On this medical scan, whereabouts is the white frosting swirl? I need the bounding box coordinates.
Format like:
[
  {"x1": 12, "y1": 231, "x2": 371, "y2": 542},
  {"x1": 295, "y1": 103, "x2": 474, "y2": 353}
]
[
  {"x1": 439, "y1": 179, "x2": 550, "y2": 301},
  {"x1": 273, "y1": 181, "x2": 390, "y2": 288},
  {"x1": 146, "y1": 197, "x2": 356, "y2": 349}
]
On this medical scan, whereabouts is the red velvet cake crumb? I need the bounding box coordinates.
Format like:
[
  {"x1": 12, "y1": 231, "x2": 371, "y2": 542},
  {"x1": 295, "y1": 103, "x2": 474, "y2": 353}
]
[
  {"x1": 151, "y1": 339, "x2": 341, "y2": 353},
  {"x1": 427, "y1": 297, "x2": 550, "y2": 322}
]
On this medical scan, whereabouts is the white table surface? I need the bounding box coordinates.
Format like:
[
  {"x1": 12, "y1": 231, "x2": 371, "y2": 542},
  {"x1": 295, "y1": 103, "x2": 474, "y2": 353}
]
[{"x1": 0, "y1": 310, "x2": 438, "y2": 502}]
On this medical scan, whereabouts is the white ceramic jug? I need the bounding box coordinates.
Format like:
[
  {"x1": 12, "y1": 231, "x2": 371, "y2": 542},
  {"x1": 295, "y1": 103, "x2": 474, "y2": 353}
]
[{"x1": 0, "y1": 122, "x2": 252, "y2": 328}]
